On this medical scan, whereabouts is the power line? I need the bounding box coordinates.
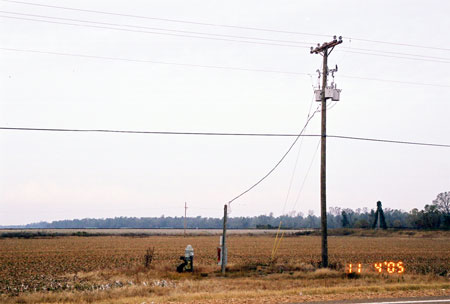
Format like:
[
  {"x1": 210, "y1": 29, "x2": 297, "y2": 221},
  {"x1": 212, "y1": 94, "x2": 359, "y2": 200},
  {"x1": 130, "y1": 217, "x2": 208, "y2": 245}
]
[
  {"x1": 4, "y1": 10, "x2": 450, "y2": 64},
  {"x1": 340, "y1": 46, "x2": 450, "y2": 61},
  {"x1": 0, "y1": 15, "x2": 308, "y2": 49},
  {"x1": 0, "y1": 11, "x2": 314, "y2": 47},
  {"x1": 0, "y1": 47, "x2": 308, "y2": 75},
  {"x1": 339, "y1": 50, "x2": 450, "y2": 64},
  {"x1": 2, "y1": 13, "x2": 450, "y2": 64},
  {"x1": 344, "y1": 36, "x2": 450, "y2": 52},
  {"x1": 0, "y1": 0, "x2": 331, "y2": 38},
  {"x1": 327, "y1": 135, "x2": 450, "y2": 148},
  {"x1": 281, "y1": 94, "x2": 316, "y2": 215},
  {"x1": 227, "y1": 107, "x2": 321, "y2": 206},
  {"x1": 290, "y1": 138, "x2": 321, "y2": 212},
  {"x1": 0, "y1": 127, "x2": 312, "y2": 137},
  {"x1": 2, "y1": 0, "x2": 449, "y2": 52},
  {"x1": 2, "y1": 47, "x2": 450, "y2": 88},
  {"x1": 1, "y1": 126, "x2": 449, "y2": 148}
]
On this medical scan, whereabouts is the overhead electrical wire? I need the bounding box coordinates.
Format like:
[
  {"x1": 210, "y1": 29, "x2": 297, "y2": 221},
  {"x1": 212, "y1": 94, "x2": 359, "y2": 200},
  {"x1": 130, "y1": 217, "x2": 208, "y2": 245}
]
[
  {"x1": 339, "y1": 50, "x2": 450, "y2": 64},
  {"x1": 280, "y1": 93, "x2": 317, "y2": 215},
  {"x1": 2, "y1": 47, "x2": 450, "y2": 88},
  {"x1": 227, "y1": 106, "x2": 321, "y2": 206},
  {"x1": 0, "y1": 127, "x2": 449, "y2": 148},
  {"x1": 2, "y1": 0, "x2": 449, "y2": 52},
  {"x1": 339, "y1": 46, "x2": 450, "y2": 61},
  {"x1": 0, "y1": 127, "x2": 314, "y2": 137},
  {"x1": 290, "y1": 138, "x2": 321, "y2": 212},
  {"x1": 327, "y1": 135, "x2": 450, "y2": 148},
  {"x1": 0, "y1": 47, "x2": 308, "y2": 76},
  {"x1": 343, "y1": 36, "x2": 450, "y2": 52},
  {"x1": 0, "y1": 15, "x2": 308, "y2": 49},
  {"x1": 271, "y1": 136, "x2": 320, "y2": 260},
  {"x1": 2, "y1": 10, "x2": 449, "y2": 63},
  {"x1": 1, "y1": 13, "x2": 450, "y2": 64},
  {"x1": 271, "y1": 94, "x2": 316, "y2": 261},
  {"x1": 271, "y1": 138, "x2": 321, "y2": 260},
  {"x1": 0, "y1": 11, "x2": 314, "y2": 47},
  {"x1": 0, "y1": 0, "x2": 332, "y2": 38},
  {"x1": 281, "y1": 136, "x2": 306, "y2": 214}
]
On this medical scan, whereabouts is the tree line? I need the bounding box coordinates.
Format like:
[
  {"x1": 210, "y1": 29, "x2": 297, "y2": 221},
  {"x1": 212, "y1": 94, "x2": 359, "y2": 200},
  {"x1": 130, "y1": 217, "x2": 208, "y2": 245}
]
[{"x1": 9, "y1": 192, "x2": 450, "y2": 230}]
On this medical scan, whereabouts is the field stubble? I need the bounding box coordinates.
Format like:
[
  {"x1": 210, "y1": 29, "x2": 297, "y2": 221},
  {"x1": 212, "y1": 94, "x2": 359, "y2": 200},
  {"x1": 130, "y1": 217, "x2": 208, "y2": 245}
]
[{"x1": 0, "y1": 232, "x2": 449, "y2": 303}]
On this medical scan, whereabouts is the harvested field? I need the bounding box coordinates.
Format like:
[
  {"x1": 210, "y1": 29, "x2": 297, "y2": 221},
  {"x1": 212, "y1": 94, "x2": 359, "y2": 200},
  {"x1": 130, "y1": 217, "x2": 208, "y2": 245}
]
[
  {"x1": 0, "y1": 228, "x2": 308, "y2": 237},
  {"x1": 0, "y1": 231, "x2": 449, "y2": 303}
]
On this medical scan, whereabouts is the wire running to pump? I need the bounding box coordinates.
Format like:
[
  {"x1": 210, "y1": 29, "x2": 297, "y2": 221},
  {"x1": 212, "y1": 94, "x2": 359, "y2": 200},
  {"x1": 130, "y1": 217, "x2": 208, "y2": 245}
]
[
  {"x1": 280, "y1": 93, "x2": 316, "y2": 215},
  {"x1": 227, "y1": 105, "x2": 321, "y2": 206},
  {"x1": 270, "y1": 94, "x2": 317, "y2": 262}
]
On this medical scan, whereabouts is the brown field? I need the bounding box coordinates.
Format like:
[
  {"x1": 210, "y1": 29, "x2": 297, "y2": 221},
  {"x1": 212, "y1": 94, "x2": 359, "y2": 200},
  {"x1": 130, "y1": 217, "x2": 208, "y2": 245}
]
[
  {"x1": 0, "y1": 228, "x2": 307, "y2": 236},
  {"x1": 0, "y1": 231, "x2": 449, "y2": 303}
]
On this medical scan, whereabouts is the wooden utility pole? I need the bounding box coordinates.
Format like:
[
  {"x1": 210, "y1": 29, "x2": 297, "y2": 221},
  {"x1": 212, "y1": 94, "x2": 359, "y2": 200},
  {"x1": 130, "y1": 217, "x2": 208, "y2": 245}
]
[
  {"x1": 184, "y1": 202, "x2": 187, "y2": 237},
  {"x1": 310, "y1": 36, "x2": 342, "y2": 268},
  {"x1": 221, "y1": 204, "x2": 228, "y2": 274}
]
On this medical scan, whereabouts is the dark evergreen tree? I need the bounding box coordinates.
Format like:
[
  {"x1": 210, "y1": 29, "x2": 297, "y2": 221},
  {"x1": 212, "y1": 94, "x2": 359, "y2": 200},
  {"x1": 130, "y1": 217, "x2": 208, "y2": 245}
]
[
  {"x1": 372, "y1": 201, "x2": 387, "y2": 229},
  {"x1": 341, "y1": 211, "x2": 350, "y2": 228}
]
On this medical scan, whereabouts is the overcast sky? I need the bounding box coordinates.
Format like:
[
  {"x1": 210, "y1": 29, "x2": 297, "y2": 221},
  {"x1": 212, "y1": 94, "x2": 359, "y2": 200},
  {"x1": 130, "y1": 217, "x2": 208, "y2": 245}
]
[{"x1": 1, "y1": 0, "x2": 449, "y2": 225}]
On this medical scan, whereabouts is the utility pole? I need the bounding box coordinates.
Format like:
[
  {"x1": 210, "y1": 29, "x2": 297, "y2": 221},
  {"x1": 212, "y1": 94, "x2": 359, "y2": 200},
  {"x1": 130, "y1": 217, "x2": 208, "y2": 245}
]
[
  {"x1": 221, "y1": 204, "x2": 228, "y2": 274},
  {"x1": 310, "y1": 36, "x2": 343, "y2": 268},
  {"x1": 184, "y1": 202, "x2": 187, "y2": 237}
]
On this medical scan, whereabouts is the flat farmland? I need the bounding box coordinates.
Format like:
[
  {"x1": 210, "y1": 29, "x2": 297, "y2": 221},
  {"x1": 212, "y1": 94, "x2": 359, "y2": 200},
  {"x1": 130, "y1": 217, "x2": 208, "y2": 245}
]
[
  {"x1": 0, "y1": 228, "x2": 307, "y2": 236},
  {"x1": 0, "y1": 232, "x2": 449, "y2": 303}
]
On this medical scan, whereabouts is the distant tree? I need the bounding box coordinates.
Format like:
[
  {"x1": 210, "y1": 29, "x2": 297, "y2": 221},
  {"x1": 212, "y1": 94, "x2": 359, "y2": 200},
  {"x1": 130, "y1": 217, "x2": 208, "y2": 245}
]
[
  {"x1": 305, "y1": 211, "x2": 319, "y2": 228},
  {"x1": 342, "y1": 208, "x2": 355, "y2": 227},
  {"x1": 384, "y1": 208, "x2": 408, "y2": 228},
  {"x1": 433, "y1": 191, "x2": 450, "y2": 214},
  {"x1": 408, "y1": 208, "x2": 423, "y2": 228},
  {"x1": 327, "y1": 207, "x2": 342, "y2": 228},
  {"x1": 372, "y1": 201, "x2": 387, "y2": 229},
  {"x1": 241, "y1": 217, "x2": 251, "y2": 229},
  {"x1": 433, "y1": 191, "x2": 450, "y2": 229},
  {"x1": 422, "y1": 204, "x2": 441, "y2": 229},
  {"x1": 15, "y1": 203, "x2": 444, "y2": 230},
  {"x1": 341, "y1": 211, "x2": 350, "y2": 228}
]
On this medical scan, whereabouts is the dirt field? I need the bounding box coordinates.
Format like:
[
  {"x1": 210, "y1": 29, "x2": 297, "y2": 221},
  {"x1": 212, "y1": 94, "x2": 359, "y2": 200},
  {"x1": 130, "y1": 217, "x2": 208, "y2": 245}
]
[
  {"x1": 0, "y1": 228, "x2": 307, "y2": 236},
  {"x1": 0, "y1": 231, "x2": 449, "y2": 303}
]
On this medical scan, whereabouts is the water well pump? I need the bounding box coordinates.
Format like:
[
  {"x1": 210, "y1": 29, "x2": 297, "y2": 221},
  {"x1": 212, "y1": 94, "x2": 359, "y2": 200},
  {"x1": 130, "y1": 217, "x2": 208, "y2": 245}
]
[{"x1": 176, "y1": 244, "x2": 194, "y2": 273}]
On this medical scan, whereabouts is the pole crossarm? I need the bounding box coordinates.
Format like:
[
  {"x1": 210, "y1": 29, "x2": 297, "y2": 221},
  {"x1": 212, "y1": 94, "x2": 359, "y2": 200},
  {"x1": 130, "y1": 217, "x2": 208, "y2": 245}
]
[{"x1": 310, "y1": 36, "x2": 343, "y2": 54}]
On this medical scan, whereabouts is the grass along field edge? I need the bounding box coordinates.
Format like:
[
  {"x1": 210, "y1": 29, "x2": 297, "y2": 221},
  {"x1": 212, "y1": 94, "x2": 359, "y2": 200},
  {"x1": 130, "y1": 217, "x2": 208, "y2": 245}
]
[{"x1": 3, "y1": 279, "x2": 448, "y2": 304}]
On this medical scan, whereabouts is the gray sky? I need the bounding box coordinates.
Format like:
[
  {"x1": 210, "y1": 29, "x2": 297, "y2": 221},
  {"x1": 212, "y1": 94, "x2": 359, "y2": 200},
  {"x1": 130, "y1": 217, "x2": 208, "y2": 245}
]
[{"x1": 1, "y1": 0, "x2": 449, "y2": 225}]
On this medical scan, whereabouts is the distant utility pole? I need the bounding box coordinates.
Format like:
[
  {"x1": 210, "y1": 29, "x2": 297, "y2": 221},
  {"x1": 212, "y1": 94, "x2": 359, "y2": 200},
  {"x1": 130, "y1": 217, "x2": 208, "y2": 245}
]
[
  {"x1": 310, "y1": 36, "x2": 343, "y2": 268},
  {"x1": 184, "y1": 202, "x2": 188, "y2": 237},
  {"x1": 221, "y1": 204, "x2": 228, "y2": 274}
]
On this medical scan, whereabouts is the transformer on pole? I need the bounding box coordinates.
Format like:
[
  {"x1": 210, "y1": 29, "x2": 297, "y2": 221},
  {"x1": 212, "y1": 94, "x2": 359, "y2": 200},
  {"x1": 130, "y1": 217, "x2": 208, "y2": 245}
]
[{"x1": 314, "y1": 65, "x2": 341, "y2": 102}]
